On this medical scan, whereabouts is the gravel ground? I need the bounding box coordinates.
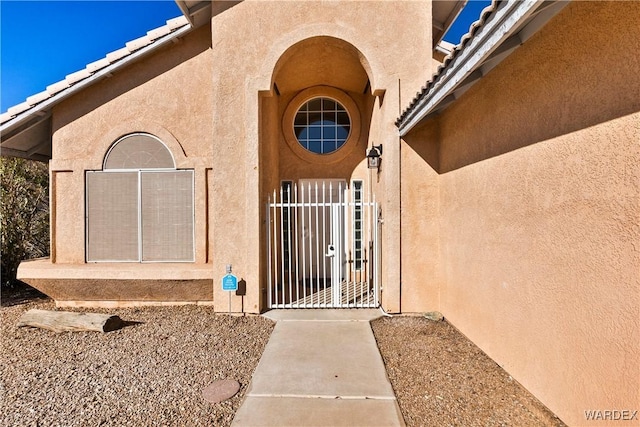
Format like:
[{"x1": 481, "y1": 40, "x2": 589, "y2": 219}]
[
  {"x1": 1, "y1": 290, "x2": 274, "y2": 427},
  {"x1": 3, "y1": 287, "x2": 566, "y2": 427},
  {"x1": 371, "y1": 316, "x2": 567, "y2": 427}
]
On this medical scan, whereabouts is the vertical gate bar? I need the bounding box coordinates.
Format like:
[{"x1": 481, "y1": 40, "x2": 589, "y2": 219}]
[
  {"x1": 355, "y1": 191, "x2": 360, "y2": 308},
  {"x1": 301, "y1": 183, "x2": 307, "y2": 307},
  {"x1": 356, "y1": 185, "x2": 361, "y2": 307},
  {"x1": 365, "y1": 195, "x2": 370, "y2": 306},
  {"x1": 374, "y1": 197, "x2": 379, "y2": 307},
  {"x1": 279, "y1": 185, "x2": 286, "y2": 308},
  {"x1": 352, "y1": 185, "x2": 356, "y2": 308},
  {"x1": 367, "y1": 200, "x2": 376, "y2": 306},
  {"x1": 321, "y1": 181, "x2": 327, "y2": 308},
  {"x1": 314, "y1": 181, "x2": 320, "y2": 307},
  {"x1": 372, "y1": 201, "x2": 376, "y2": 306},
  {"x1": 344, "y1": 184, "x2": 356, "y2": 307},
  {"x1": 306, "y1": 180, "x2": 312, "y2": 306},
  {"x1": 271, "y1": 191, "x2": 276, "y2": 307},
  {"x1": 333, "y1": 181, "x2": 337, "y2": 307},
  {"x1": 359, "y1": 188, "x2": 364, "y2": 307},
  {"x1": 294, "y1": 183, "x2": 300, "y2": 308},
  {"x1": 369, "y1": 200, "x2": 373, "y2": 306},
  {"x1": 363, "y1": 194, "x2": 368, "y2": 308},
  {"x1": 343, "y1": 182, "x2": 348, "y2": 308},
  {"x1": 267, "y1": 195, "x2": 272, "y2": 309},
  {"x1": 362, "y1": 191, "x2": 367, "y2": 307},
  {"x1": 360, "y1": 200, "x2": 364, "y2": 308},
  {"x1": 335, "y1": 182, "x2": 340, "y2": 308},
  {"x1": 272, "y1": 190, "x2": 279, "y2": 308},
  {"x1": 365, "y1": 196, "x2": 371, "y2": 307},
  {"x1": 338, "y1": 182, "x2": 349, "y2": 307},
  {"x1": 326, "y1": 181, "x2": 331, "y2": 307},
  {"x1": 351, "y1": 184, "x2": 356, "y2": 307},
  {"x1": 338, "y1": 183, "x2": 349, "y2": 307},
  {"x1": 344, "y1": 181, "x2": 355, "y2": 307},
  {"x1": 286, "y1": 185, "x2": 293, "y2": 307}
]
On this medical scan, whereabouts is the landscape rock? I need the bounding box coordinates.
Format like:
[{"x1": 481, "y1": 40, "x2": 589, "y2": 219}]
[
  {"x1": 1, "y1": 300, "x2": 274, "y2": 427},
  {"x1": 423, "y1": 311, "x2": 444, "y2": 321}
]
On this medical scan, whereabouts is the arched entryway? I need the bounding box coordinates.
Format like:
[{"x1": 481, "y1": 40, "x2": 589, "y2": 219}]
[{"x1": 260, "y1": 36, "x2": 379, "y2": 308}]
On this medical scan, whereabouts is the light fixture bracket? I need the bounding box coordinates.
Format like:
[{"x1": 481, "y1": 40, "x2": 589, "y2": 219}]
[{"x1": 366, "y1": 144, "x2": 383, "y2": 169}]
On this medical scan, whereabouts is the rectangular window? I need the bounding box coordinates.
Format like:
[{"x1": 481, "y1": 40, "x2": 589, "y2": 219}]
[
  {"x1": 86, "y1": 170, "x2": 195, "y2": 262},
  {"x1": 86, "y1": 172, "x2": 139, "y2": 261},
  {"x1": 141, "y1": 172, "x2": 194, "y2": 261},
  {"x1": 352, "y1": 180, "x2": 363, "y2": 270}
]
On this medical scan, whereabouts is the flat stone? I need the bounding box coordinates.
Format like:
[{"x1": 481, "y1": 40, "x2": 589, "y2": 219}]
[
  {"x1": 202, "y1": 379, "x2": 240, "y2": 404},
  {"x1": 424, "y1": 311, "x2": 444, "y2": 321},
  {"x1": 262, "y1": 309, "x2": 382, "y2": 322},
  {"x1": 247, "y1": 321, "x2": 395, "y2": 398},
  {"x1": 232, "y1": 313, "x2": 404, "y2": 426},
  {"x1": 232, "y1": 396, "x2": 405, "y2": 426}
]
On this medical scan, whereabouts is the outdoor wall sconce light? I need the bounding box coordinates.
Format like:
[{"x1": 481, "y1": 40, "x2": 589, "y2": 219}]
[{"x1": 367, "y1": 144, "x2": 383, "y2": 169}]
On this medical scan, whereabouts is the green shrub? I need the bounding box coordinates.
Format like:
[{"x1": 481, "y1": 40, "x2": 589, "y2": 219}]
[{"x1": 0, "y1": 157, "x2": 49, "y2": 289}]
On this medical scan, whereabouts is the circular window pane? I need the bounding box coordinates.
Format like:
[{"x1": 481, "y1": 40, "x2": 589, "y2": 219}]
[{"x1": 293, "y1": 97, "x2": 351, "y2": 154}]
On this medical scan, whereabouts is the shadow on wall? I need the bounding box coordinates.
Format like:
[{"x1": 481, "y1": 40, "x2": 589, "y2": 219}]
[{"x1": 404, "y1": 1, "x2": 640, "y2": 174}]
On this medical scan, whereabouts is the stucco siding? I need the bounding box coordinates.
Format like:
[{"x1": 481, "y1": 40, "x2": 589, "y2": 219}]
[
  {"x1": 208, "y1": 0, "x2": 433, "y2": 313},
  {"x1": 48, "y1": 25, "x2": 214, "y2": 267},
  {"x1": 52, "y1": 25, "x2": 213, "y2": 162},
  {"x1": 400, "y1": 119, "x2": 442, "y2": 313},
  {"x1": 423, "y1": 2, "x2": 640, "y2": 425},
  {"x1": 440, "y1": 113, "x2": 639, "y2": 425},
  {"x1": 18, "y1": 25, "x2": 217, "y2": 303}
]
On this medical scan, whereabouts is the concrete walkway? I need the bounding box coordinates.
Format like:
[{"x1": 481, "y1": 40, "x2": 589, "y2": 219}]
[{"x1": 232, "y1": 309, "x2": 405, "y2": 427}]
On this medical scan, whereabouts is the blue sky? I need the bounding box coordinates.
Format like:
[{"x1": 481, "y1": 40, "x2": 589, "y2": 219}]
[
  {"x1": 1, "y1": 0, "x2": 490, "y2": 114},
  {"x1": 445, "y1": 1, "x2": 493, "y2": 45},
  {"x1": 1, "y1": 1, "x2": 181, "y2": 113}
]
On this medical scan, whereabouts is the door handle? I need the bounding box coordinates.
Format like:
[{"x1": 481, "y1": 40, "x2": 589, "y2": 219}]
[{"x1": 325, "y1": 244, "x2": 335, "y2": 258}]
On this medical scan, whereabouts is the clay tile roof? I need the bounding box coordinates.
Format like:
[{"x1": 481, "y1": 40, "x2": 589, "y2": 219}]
[
  {"x1": 0, "y1": 15, "x2": 192, "y2": 161},
  {"x1": 0, "y1": 15, "x2": 191, "y2": 127},
  {"x1": 396, "y1": 0, "x2": 500, "y2": 128},
  {"x1": 397, "y1": 0, "x2": 571, "y2": 135}
]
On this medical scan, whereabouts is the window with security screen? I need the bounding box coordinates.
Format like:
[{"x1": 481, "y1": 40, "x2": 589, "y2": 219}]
[{"x1": 86, "y1": 133, "x2": 194, "y2": 262}]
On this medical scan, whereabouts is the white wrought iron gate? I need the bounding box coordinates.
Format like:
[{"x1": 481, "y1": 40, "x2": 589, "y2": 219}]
[{"x1": 267, "y1": 180, "x2": 379, "y2": 308}]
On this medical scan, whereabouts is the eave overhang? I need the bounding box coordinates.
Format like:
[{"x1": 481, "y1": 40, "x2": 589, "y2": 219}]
[
  {"x1": 175, "y1": 0, "x2": 212, "y2": 28},
  {"x1": 432, "y1": 0, "x2": 468, "y2": 49},
  {"x1": 0, "y1": 17, "x2": 192, "y2": 162},
  {"x1": 398, "y1": 0, "x2": 570, "y2": 136}
]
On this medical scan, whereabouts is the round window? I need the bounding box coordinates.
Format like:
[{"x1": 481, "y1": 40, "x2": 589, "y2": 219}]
[{"x1": 293, "y1": 97, "x2": 351, "y2": 155}]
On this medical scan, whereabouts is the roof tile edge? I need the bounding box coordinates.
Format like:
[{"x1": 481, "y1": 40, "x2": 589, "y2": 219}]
[
  {"x1": 396, "y1": 0, "x2": 501, "y2": 129},
  {"x1": 0, "y1": 15, "x2": 191, "y2": 127}
]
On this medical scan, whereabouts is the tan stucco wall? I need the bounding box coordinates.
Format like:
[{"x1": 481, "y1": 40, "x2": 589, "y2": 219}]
[
  {"x1": 401, "y1": 118, "x2": 442, "y2": 312},
  {"x1": 208, "y1": 0, "x2": 433, "y2": 313},
  {"x1": 30, "y1": 1, "x2": 434, "y2": 312},
  {"x1": 49, "y1": 25, "x2": 213, "y2": 267},
  {"x1": 19, "y1": 25, "x2": 216, "y2": 302},
  {"x1": 403, "y1": 2, "x2": 640, "y2": 425}
]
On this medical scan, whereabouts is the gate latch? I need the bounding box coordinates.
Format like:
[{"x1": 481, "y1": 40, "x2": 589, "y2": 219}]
[{"x1": 325, "y1": 244, "x2": 335, "y2": 258}]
